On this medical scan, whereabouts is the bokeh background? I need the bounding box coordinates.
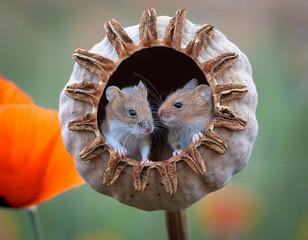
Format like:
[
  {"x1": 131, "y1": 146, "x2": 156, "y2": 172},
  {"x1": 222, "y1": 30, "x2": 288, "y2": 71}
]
[{"x1": 1, "y1": 0, "x2": 308, "y2": 239}]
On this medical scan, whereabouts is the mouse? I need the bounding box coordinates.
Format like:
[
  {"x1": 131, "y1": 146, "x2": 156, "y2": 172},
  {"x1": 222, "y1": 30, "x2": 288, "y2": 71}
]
[
  {"x1": 158, "y1": 78, "x2": 213, "y2": 156},
  {"x1": 100, "y1": 81, "x2": 154, "y2": 164}
]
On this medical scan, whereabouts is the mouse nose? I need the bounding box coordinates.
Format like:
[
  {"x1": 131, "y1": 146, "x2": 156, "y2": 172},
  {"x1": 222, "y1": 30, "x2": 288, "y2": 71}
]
[
  {"x1": 138, "y1": 121, "x2": 153, "y2": 133},
  {"x1": 158, "y1": 110, "x2": 165, "y2": 117},
  {"x1": 159, "y1": 110, "x2": 170, "y2": 118}
]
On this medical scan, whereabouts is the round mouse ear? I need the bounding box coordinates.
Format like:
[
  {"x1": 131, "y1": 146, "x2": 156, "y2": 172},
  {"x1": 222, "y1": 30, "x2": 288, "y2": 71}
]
[
  {"x1": 195, "y1": 84, "x2": 212, "y2": 101},
  {"x1": 106, "y1": 86, "x2": 122, "y2": 102}
]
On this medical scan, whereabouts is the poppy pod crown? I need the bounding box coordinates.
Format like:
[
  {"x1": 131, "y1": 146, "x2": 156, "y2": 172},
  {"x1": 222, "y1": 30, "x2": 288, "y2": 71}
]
[{"x1": 59, "y1": 9, "x2": 258, "y2": 211}]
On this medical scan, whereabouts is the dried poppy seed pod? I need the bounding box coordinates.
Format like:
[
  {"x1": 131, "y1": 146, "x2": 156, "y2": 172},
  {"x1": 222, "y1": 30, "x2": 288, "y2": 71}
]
[{"x1": 59, "y1": 9, "x2": 258, "y2": 211}]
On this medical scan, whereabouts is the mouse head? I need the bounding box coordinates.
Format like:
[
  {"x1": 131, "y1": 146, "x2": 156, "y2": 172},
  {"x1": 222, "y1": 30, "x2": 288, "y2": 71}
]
[
  {"x1": 158, "y1": 79, "x2": 213, "y2": 127},
  {"x1": 105, "y1": 81, "x2": 153, "y2": 135}
]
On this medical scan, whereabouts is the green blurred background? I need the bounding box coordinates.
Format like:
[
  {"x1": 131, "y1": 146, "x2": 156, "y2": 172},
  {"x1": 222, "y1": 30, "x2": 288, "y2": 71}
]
[{"x1": 1, "y1": 0, "x2": 308, "y2": 239}]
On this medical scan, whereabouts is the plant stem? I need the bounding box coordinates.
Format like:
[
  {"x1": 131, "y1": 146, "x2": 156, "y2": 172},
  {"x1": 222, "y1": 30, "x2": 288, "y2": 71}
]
[
  {"x1": 27, "y1": 206, "x2": 44, "y2": 240},
  {"x1": 165, "y1": 209, "x2": 189, "y2": 240}
]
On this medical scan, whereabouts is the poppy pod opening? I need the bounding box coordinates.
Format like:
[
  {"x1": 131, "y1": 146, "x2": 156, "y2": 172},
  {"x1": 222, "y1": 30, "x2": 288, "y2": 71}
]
[{"x1": 59, "y1": 9, "x2": 258, "y2": 211}]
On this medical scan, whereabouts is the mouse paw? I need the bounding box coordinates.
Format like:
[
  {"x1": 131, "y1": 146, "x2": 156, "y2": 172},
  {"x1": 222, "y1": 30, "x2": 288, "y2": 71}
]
[
  {"x1": 172, "y1": 149, "x2": 183, "y2": 157},
  {"x1": 192, "y1": 132, "x2": 204, "y2": 144},
  {"x1": 140, "y1": 159, "x2": 153, "y2": 165},
  {"x1": 114, "y1": 146, "x2": 128, "y2": 157}
]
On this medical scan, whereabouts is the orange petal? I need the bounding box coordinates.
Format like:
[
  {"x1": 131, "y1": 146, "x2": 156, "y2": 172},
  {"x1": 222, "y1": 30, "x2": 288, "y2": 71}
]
[
  {"x1": 0, "y1": 74, "x2": 33, "y2": 105},
  {"x1": 0, "y1": 105, "x2": 84, "y2": 208}
]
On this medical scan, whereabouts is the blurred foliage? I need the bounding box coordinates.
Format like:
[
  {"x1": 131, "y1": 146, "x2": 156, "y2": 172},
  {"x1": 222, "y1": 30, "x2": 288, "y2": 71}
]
[{"x1": 1, "y1": 0, "x2": 308, "y2": 239}]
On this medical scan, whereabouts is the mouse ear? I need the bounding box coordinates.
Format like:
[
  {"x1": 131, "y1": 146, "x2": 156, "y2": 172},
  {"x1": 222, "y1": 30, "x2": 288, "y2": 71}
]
[
  {"x1": 106, "y1": 86, "x2": 122, "y2": 101},
  {"x1": 195, "y1": 84, "x2": 212, "y2": 101},
  {"x1": 137, "y1": 81, "x2": 148, "y2": 96},
  {"x1": 183, "y1": 78, "x2": 198, "y2": 90}
]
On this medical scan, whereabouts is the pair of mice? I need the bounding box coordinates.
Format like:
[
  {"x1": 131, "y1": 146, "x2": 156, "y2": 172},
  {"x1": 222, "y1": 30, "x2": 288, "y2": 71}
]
[{"x1": 100, "y1": 78, "x2": 213, "y2": 165}]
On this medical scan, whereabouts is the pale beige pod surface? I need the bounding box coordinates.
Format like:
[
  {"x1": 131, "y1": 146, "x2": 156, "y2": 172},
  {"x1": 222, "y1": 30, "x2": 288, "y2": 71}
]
[{"x1": 59, "y1": 9, "x2": 258, "y2": 211}]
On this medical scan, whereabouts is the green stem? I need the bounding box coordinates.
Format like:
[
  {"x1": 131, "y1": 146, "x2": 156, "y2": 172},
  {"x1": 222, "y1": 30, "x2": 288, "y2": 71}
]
[{"x1": 27, "y1": 206, "x2": 44, "y2": 240}]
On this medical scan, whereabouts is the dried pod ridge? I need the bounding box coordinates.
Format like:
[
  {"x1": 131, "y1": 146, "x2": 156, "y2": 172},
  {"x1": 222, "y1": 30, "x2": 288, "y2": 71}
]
[
  {"x1": 64, "y1": 9, "x2": 249, "y2": 196},
  {"x1": 60, "y1": 9, "x2": 258, "y2": 211}
]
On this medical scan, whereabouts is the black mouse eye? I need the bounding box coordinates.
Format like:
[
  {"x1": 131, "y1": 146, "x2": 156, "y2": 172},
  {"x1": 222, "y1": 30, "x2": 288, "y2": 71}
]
[
  {"x1": 129, "y1": 110, "x2": 136, "y2": 116},
  {"x1": 174, "y1": 102, "x2": 182, "y2": 109}
]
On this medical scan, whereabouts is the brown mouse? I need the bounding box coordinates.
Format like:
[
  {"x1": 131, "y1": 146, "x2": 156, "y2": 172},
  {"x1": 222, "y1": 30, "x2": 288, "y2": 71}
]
[
  {"x1": 100, "y1": 81, "x2": 153, "y2": 164},
  {"x1": 158, "y1": 78, "x2": 213, "y2": 156}
]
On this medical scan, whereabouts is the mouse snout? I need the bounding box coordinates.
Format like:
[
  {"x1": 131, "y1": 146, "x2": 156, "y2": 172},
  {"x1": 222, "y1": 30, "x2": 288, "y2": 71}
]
[
  {"x1": 158, "y1": 109, "x2": 174, "y2": 122},
  {"x1": 158, "y1": 109, "x2": 162, "y2": 117},
  {"x1": 145, "y1": 127, "x2": 152, "y2": 133},
  {"x1": 158, "y1": 109, "x2": 170, "y2": 118},
  {"x1": 137, "y1": 121, "x2": 144, "y2": 128},
  {"x1": 158, "y1": 109, "x2": 175, "y2": 126},
  {"x1": 138, "y1": 121, "x2": 153, "y2": 133}
]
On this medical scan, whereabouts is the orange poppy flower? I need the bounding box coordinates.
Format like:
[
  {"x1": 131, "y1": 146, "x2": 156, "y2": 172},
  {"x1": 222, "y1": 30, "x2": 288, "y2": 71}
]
[
  {"x1": 0, "y1": 74, "x2": 84, "y2": 208},
  {"x1": 0, "y1": 75, "x2": 33, "y2": 105}
]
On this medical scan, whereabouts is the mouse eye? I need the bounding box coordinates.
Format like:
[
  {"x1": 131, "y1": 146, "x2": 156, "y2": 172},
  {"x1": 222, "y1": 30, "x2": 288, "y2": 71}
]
[
  {"x1": 174, "y1": 102, "x2": 182, "y2": 109},
  {"x1": 129, "y1": 110, "x2": 137, "y2": 116}
]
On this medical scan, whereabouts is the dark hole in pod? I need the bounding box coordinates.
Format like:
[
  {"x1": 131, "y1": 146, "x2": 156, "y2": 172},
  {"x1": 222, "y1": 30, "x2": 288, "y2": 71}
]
[{"x1": 97, "y1": 46, "x2": 207, "y2": 161}]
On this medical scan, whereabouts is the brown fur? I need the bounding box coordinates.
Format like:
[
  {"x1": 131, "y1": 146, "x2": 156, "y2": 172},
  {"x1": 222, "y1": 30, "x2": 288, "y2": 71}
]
[{"x1": 158, "y1": 79, "x2": 213, "y2": 152}]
